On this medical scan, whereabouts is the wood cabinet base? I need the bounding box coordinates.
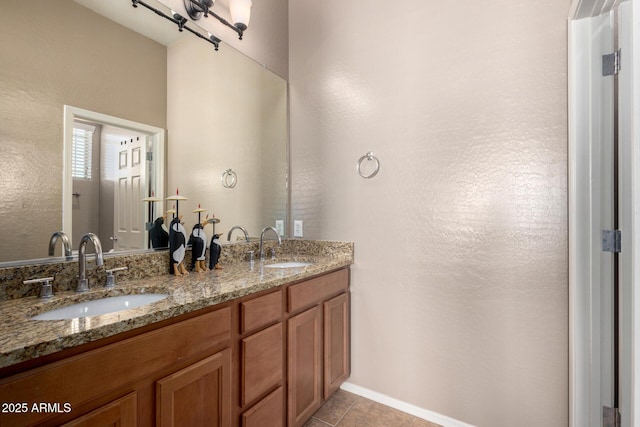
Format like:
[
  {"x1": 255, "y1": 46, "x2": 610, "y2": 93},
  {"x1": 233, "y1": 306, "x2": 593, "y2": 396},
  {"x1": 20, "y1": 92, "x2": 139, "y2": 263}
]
[{"x1": 0, "y1": 267, "x2": 350, "y2": 427}]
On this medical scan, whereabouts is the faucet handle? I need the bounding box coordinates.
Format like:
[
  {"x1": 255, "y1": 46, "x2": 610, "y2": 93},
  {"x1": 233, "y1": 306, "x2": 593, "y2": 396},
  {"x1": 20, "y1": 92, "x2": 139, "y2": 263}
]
[
  {"x1": 23, "y1": 277, "x2": 55, "y2": 299},
  {"x1": 105, "y1": 267, "x2": 128, "y2": 289}
]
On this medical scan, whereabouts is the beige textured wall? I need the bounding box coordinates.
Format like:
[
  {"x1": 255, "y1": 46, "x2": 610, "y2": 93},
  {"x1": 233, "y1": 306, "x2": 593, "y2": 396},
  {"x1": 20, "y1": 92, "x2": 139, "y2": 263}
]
[
  {"x1": 0, "y1": 1, "x2": 166, "y2": 262},
  {"x1": 290, "y1": 1, "x2": 568, "y2": 426}
]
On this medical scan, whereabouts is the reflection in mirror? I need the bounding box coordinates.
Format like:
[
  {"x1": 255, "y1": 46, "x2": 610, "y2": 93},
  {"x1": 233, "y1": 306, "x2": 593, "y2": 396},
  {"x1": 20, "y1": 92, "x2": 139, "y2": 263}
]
[
  {"x1": 0, "y1": 0, "x2": 288, "y2": 264},
  {"x1": 166, "y1": 32, "x2": 288, "y2": 243},
  {"x1": 63, "y1": 106, "x2": 165, "y2": 252}
]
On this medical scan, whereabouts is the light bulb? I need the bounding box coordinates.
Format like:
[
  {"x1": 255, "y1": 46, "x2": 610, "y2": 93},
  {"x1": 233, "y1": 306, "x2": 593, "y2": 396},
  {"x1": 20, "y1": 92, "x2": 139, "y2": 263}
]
[{"x1": 229, "y1": 0, "x2": 252, "y2": 30}]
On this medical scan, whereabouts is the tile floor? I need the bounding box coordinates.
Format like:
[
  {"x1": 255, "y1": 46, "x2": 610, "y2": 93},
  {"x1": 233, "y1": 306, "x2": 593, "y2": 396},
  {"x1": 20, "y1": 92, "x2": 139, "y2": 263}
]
[{"x1": 305, "y1": 390, "x2": 443, "y2": 427}]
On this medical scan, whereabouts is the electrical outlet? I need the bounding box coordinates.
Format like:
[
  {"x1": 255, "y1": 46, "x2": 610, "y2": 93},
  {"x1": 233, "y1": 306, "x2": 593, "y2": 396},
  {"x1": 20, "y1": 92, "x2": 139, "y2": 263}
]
[
  {"x1": 275, "y1": 220, "x2": 284, "y2": 236},
  {"x1": 294, "y1": 220, "x2": 303, "y2": 237}
]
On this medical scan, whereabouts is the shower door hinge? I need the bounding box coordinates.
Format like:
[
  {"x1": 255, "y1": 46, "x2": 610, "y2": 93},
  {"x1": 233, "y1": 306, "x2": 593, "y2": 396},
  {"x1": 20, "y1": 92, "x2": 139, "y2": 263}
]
[
  {"x1": 603, "y1": 49, "x2": 621, "y2": 76},
  {"x1": 602, "y1": 230, "x2": 622, "y2": 253},
  {"x1": 603, "y1": 406, "x2": 621, "y2": 427}
]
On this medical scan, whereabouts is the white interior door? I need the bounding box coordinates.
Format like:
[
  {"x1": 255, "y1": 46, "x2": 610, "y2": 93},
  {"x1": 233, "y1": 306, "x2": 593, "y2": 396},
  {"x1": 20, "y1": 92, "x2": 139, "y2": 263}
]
[{"x1": 114, "y1": 136, "x2": 146, "y2": 251}]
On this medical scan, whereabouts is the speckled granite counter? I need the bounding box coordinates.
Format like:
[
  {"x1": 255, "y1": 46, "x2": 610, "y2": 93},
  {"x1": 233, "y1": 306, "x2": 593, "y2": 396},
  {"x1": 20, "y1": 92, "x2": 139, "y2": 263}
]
[{"x1": 0, "y1": 240, "x2": 353, "y2": 369}]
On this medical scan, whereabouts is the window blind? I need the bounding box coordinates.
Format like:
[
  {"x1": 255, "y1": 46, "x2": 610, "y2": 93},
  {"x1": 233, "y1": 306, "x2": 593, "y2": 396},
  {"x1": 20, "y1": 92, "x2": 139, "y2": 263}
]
[{"x1": 72, "y1": 125, "x2": 94, "y2": 180}]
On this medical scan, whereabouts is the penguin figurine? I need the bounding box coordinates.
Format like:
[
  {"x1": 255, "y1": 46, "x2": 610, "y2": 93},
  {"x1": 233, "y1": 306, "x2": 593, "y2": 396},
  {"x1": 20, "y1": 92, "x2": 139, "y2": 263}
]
[
  {"x1": 149, "y1": 215, "x2": 169, "y2": 249},
  {"x1": 188, "y1": 220, "x2": 207, "y2": 272},
  {"x1": 209, "y1": 233, "x2": 223, "y2": 270},
  {"x1": 169, "y1": 215, "x2": 188, "y2": 275}
]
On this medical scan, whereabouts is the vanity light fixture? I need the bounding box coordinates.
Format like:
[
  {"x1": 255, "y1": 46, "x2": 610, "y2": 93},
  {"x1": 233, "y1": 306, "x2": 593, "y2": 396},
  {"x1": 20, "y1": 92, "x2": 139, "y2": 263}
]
[
  {"x1": 132, "y1": 0, "x2": 222, "y2": 51},
  {"x1": 183, "y1": 0, "x2": 252, "y2": 40}
]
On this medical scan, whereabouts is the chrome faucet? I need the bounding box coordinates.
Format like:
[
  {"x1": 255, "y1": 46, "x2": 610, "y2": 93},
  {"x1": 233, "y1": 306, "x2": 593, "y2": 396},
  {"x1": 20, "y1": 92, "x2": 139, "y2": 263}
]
[
  {"x1": 77, "y1": 233, "x2": 104, "y2": 292},
  {"x1": 259, "y1": 226, "x2": 281, "y2": 261},
  {"x1": 48, "y1": 231, "x2": 72, "y2": 258},
  {"x1": 227, "y1": 225, "x2": 250, "y2": 242}
]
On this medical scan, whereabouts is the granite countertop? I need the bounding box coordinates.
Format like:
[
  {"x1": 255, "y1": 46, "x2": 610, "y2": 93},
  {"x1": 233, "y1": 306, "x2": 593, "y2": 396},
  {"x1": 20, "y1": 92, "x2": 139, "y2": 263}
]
[{"x1": 0, "y1": 242, "x2": 353, "y2": 370}]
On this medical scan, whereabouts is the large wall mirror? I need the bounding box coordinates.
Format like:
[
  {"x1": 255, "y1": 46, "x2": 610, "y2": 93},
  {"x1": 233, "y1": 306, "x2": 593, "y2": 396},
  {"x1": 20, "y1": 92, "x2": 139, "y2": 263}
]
[{"x1": 0, "y1": 0, "x2": 288, "y2": 264}]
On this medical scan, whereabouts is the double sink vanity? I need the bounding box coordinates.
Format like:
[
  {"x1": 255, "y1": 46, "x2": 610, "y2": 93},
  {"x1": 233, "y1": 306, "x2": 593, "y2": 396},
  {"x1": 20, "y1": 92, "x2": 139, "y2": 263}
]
[{"x1": 0, "y1": 239, "x2": 353, "y2": 427}]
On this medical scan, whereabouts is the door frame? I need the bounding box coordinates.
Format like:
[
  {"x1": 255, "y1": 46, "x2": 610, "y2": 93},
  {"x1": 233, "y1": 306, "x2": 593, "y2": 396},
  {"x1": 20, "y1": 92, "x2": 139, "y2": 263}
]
[
  {"x1": 62, "y1": 105, "x2": 165, "y2": 247},
  {"x1": 631, "y1": 2, "x2": 640, "y2": 421},
  {"x1": 568, "y1": 1, "x2": 638, "y2": 426}
]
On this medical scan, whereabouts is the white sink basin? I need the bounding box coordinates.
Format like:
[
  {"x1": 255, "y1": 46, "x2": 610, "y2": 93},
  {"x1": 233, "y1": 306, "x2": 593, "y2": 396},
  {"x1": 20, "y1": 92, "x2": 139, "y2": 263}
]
[
  {"x1": 32, "y1": 294, "x2": 169, "y2": 321},
  {"x1": 264, "y1": 261, "x2": 313, "y2": 269}
]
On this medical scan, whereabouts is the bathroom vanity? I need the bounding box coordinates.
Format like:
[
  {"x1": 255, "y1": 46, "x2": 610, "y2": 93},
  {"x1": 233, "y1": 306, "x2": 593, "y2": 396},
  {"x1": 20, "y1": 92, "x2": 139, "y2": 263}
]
[{"x1": 0, "y1": 240, "x2": 353, "y2": 427}]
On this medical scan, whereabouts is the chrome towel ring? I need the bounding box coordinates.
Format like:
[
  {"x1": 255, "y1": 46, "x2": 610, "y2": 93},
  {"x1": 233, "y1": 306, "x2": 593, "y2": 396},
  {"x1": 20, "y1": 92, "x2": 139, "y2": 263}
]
[
  {"x1": 356, "y1": 152, "x2": 380, "y2": 179},
  {"x1": 221, "y1": 169, "x2": 238, "y2": 188}
]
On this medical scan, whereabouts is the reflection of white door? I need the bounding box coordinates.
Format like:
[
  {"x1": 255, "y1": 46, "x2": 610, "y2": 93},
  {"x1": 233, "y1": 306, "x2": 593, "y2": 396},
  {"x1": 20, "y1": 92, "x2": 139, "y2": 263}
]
[{"x1": 114, "y1": 137, "x2": 146, "y2": 251}]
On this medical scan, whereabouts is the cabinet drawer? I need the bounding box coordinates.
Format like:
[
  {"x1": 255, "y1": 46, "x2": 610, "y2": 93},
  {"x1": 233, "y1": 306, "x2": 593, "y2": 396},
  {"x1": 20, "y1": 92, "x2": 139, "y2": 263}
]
[
  {"x1": 240, "y1": 290, "x2": 282, "y2": 334},
  {"x1": 241, "y1": 323, "x2": 284, "y2": 407},
  {"x1": 287, "y1": 269, "x2": 349, "y2": 313},
  {"x1": 242, "y1": 386, "x2": 284, "y2": 427}
]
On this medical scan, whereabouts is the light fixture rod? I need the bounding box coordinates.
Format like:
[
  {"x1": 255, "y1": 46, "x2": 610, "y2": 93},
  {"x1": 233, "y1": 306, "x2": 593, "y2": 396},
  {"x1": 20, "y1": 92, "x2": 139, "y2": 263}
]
[
  {"x1": 132, "y1": 0, "x2": 220, "y2": 51},
  {"x1": 184, "y1": 0, "x2": 245, "y2": 40}
]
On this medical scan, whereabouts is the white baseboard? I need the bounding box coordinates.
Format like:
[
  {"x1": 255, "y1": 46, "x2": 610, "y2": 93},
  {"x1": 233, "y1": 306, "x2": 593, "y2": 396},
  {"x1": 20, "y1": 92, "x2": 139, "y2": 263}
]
[{"x1": 340, "y1": 382, "x2": 476, "y2": 427}]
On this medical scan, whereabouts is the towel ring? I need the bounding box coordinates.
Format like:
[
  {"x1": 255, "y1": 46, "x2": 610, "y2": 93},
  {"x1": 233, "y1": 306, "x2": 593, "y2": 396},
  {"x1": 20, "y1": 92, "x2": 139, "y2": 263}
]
[
  {"x1": 221, "y1": 169, "x2": 237, "y2": 188},
  {"x1": 356, "y1": 152, "x2": 380, "y2": 179}
]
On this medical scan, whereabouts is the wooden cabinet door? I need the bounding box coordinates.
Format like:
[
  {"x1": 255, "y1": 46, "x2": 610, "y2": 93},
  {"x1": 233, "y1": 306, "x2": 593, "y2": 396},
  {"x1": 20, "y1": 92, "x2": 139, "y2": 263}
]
[
  {"x1": 63, "y1": 392, "x2": 137, "y2": 427},
  {"x1": 324, "y1": 292, "x2": 350, "y2": 399},
  {"x1": 287, "y1": 306, "x2": 322, "y2": 427},
  {"x1": 156, "y1": 349, "x2": 231, "y2": 427}
]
